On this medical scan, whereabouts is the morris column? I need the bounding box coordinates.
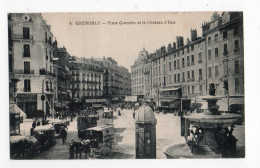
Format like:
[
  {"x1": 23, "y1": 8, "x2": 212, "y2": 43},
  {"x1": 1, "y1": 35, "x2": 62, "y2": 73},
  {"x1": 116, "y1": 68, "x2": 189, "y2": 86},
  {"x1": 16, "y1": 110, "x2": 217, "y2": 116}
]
[{"x1": 135, "y1": 102, "x2": 157, "y2": 159}]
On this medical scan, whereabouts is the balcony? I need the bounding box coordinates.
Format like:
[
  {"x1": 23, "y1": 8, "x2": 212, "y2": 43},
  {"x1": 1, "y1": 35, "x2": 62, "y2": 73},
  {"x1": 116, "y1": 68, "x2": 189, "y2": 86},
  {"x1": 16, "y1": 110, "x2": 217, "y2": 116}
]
[
  {"x1": 234, "y1": 48, "x2": 240, "y2": 54},
  {"x1": 14, "y1": 69, "x2": 34, "y2": 75},
  {"x1": 39, "y1": 69, "x2": 55, "y2": 77},
  {"x1": 87, "y1": 80, "x2": 99, "y2": 84},
  {"x1": 23, "y1": 88, "x2": 31, "y2": 92},
  {"x1": 13, "y1": 34, "x2": 34, "y2": 40},
  {"x1": 223, "y1": 52, "x2": 229, "y2": 56}
]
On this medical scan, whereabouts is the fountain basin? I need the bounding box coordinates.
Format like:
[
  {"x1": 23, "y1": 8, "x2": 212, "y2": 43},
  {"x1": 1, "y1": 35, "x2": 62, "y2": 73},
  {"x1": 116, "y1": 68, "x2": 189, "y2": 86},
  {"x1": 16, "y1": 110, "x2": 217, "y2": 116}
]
[
  {"x1": 164, "y1": 143, "x2": 221, "y2": 158},
  {"x1": 164, "y1": 143, "x2": 245, "y2": 158},
  {"x1": 184, "y1": 113, "x2": 241, "y2": 128}
]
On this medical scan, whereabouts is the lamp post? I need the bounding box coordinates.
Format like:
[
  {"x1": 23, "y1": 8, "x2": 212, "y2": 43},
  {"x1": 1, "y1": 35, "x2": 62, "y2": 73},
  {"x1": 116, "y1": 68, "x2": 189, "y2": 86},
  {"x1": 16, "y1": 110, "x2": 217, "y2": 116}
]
[{"x1": 42, "y1": 78, "x2": 52, "y2": 122}]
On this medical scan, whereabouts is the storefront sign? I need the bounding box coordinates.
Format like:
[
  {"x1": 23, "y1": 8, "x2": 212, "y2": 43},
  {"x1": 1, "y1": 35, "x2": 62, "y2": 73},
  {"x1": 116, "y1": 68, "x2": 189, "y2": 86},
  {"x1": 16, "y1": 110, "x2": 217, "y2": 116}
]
[{"x1": 17, "y1": 94, "x2": 37, "y2": 101}]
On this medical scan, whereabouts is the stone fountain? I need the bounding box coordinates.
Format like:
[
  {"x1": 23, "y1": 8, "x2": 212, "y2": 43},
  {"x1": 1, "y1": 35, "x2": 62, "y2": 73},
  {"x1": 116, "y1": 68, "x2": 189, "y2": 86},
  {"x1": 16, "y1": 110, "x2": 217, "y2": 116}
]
[{"x1": 164, "y1": 96, "x2": 243, "y2": 158}]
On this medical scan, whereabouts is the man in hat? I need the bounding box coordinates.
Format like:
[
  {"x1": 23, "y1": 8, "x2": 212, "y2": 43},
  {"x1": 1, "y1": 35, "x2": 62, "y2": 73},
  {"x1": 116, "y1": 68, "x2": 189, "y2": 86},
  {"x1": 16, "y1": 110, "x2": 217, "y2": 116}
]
[{"x1": 60, "y1": 126, "x2": 67, "y2": 144}]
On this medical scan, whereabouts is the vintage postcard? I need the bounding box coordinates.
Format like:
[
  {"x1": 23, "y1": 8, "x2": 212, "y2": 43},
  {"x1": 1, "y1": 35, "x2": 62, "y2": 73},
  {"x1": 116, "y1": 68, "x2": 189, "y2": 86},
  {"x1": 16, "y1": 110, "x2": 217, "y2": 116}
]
[{"x1": 8, "y1": 12, "x2": 245, "y2": 160}]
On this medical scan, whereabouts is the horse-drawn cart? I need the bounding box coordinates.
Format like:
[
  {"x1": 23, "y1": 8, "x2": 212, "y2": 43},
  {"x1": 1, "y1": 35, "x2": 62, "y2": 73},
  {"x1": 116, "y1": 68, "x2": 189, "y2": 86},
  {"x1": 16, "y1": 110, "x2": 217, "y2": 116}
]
[
  {"x1": 86, "y1": 125, "x2": 115, "y2": 158},
  {"x1": 33, "y1": 124, "x2": 56, "y2": 151}
]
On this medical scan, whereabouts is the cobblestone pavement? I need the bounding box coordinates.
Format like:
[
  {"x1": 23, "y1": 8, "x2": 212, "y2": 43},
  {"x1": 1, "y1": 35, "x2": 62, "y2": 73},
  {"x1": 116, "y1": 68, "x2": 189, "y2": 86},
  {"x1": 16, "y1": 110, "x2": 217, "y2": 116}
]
[{"x1": 31, "y1": 109, "x2": 245, "y2": 159}]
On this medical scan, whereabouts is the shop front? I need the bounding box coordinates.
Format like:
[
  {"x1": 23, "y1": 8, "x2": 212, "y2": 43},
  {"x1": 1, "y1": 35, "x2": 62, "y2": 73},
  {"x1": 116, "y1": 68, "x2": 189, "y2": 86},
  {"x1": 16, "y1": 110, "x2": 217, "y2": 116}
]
[
  {"x1": 17, "y1": 93, "x2": 37, "y2": 119},
  {"x1": 85, "y1": 98, "x2": 107, "y2": 110},
  {"x1": 158, "y1": 86, "x2": 181, "y2": 113}
]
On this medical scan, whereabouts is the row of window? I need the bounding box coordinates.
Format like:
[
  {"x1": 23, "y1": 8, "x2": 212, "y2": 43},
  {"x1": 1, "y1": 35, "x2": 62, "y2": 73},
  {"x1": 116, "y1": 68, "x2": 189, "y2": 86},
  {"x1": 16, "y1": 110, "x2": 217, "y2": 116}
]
[
  {"x1": 132, "y1": 77, "x2": 145, "y2": 86},
  {"x1": 22, "y1": 44, "x2": 53, "y2": 61},
  {"x1": 71, "y1": 84, "x2": 102, "y2": 90},
  {"x1": 20, "y1": 61, "x2": 52, "y2": 75},
  {"x1": 23, "y1": 27, "x2": 52, "y2": 42},
  {"x1": 208, "y1": 40, "x2": 240, "y2": 60},
  {"x1": 72, "y1": 92, "x2": 102, "y2": 99},
  {"x1": 23, "y1": 79, "x2": 53, "y2": 92},
  {"x1": 207, "y1": 26, "x2": 239, "y2": 45},
  {"x1": 132, "y1": 86, "x2": 144, "y2": 94}
]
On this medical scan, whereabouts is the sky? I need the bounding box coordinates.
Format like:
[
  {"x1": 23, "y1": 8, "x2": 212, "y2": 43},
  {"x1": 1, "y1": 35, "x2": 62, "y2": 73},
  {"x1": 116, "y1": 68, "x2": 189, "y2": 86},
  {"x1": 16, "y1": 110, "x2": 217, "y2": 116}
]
[{"x1": 42, "y1": 12, "x2": 215, "y2": 70}]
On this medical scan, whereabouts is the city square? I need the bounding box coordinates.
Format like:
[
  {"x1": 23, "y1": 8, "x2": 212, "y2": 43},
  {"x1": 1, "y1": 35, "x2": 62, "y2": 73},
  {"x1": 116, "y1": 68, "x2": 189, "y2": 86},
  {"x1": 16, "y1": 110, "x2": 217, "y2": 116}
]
[{"x1": 9, "y1": 12, "x2": 245, "y2": 159}]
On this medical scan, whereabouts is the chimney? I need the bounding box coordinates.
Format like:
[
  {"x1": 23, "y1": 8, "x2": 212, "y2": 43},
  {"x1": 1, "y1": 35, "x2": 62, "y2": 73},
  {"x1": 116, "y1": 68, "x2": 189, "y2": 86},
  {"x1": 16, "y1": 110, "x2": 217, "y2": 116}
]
[
  {"x1": 191, "y1": 28, "x2": 197, "y2": 42},
  {"x1": 161, "y1": 46, "x2": 166, "y2": 55},
  {"x1": 167, "y1": 43, "x2": 172, "y2": 52},
  {"x1": 176, "y1": 36, "x2": 184, "y2": 48},
  {"x1": 173, "y1": 42, "x2": 176, "y2": 50}
]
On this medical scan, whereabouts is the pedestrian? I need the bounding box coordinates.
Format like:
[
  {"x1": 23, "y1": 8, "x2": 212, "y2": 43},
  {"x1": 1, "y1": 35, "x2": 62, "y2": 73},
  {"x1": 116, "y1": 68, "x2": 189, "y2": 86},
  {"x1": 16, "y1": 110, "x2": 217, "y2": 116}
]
[
  {"x1": 118, "y1": 109, "x2": 121, "y2": 116},
  {"x1": 75, "y1": 141, "x2": 82, "y2": 159},
  {"x1": 69, "y1": 140, "x2": 75, "y2": 159},
  {"x1": 60, "y1": 126, "x2": 67, "y2": 144},
  {"x1": 31, "y1": 121, "x2": 36, "y2": 136},
  {"x1": 36, "y1": 120, "x2": 40, "y2": 126},
  {"x1": 133, "y1": 110, "x2": 135, "y2": 119}
]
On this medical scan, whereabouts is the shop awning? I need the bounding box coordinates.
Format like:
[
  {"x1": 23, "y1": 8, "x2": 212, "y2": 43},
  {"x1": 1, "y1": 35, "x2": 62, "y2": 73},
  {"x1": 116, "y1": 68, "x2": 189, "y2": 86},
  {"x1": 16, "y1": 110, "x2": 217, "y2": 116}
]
[
  {"x1": 9, "y1": 103, "x2": 27, "y2": 118},
  {"x1": 85, "y1": 99, "x2": 107, "y2": 103},
  {"x1": 159, "y1": 87, "x2": 180, "y2": 92}
]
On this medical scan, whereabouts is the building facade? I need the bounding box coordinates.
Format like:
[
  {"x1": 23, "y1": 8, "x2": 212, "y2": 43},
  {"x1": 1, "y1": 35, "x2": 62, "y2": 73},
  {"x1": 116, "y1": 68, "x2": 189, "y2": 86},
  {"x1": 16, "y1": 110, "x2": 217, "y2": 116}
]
[
  {"x1": 131, "y1": 48, "x2": 150, "y2": 99},
  {"x1": 94, "y1": 57, "x2": 131, "y2": 102},
  {"x1": 9, "y1": 14, "x2": 20, "y2": 103},
  {"x1": 11, "y1": 13, "x2": 55, "y2": 118},
  {"x1": 202, "y1": 12, "x2": 244, "y2": 111},
  {"x1": 69, "y1": 57, "x2": 104, "y2": 105},
  {"x1": 131, "y1": 12, "x2": 244, "y2": 112},
  {"x1": 53, "y1": 44, "x2": 71, "y2": 110},
  {"x1": 151, "y1": 31, "x2": 207, "y2": 111}
]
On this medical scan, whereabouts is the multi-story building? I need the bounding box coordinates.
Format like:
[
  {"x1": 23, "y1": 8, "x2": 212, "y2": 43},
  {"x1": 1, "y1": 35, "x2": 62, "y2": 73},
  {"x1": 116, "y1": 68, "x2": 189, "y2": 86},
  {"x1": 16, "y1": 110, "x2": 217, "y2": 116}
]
[
  {"x1": 131, "y1": 48, "x2": 150, "y2": 99},
  {"x1": 9, "y1": 14, "x2": 20, "y2": 103},
  {"x1": 94, "y1": 57, "x2": 131, "y2": 102},
  {"x1": 132, "y1": 12, "x2": 244, "y2": 113},
  {"x1": 69, "y1": 56, "x2": 104, "y2": 106},
  {"x1": 11, "y1": 13, "x2": 55, "y2": 118},
  {"x1": 202, "y1": 12, "x2": 244, "y2": 111},
  {"x1": 151, "y1": 31, "x2": 207, "y2": 111},
  {"x1": 53, "y1": 44, "x2": 71, "y2": 110},
  {"x1": 143, "y1": 56, "x2": 153, "y2": 99}
]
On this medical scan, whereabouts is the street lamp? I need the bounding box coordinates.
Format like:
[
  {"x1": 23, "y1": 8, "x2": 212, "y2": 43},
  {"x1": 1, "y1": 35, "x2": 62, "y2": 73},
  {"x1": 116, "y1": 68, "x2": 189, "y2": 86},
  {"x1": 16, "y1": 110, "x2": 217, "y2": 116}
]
[{"x1": 42, "y1": 78, "x2": 52, "y2": 122}]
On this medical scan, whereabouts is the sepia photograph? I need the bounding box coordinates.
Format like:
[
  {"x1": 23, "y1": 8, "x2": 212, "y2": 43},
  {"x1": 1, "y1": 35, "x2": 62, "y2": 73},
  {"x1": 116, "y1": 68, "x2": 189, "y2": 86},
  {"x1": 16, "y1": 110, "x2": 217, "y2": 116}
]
[{"x1": 8, "y1": 11, "x2": 245, "y2": 160}]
